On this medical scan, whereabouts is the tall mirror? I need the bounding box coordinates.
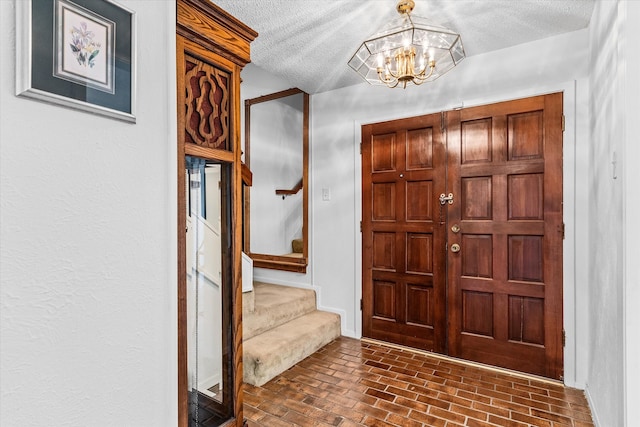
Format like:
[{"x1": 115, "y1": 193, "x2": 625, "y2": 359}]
[
  {"x1": 244, "y1": 88, "x2": 309, "y2": 273},
  {"x1": 185, "y1": 157, "x2": 234, "y2": 426}
]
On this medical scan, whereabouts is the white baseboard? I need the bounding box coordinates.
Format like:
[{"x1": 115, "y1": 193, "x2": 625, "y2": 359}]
[
  {"x1": 250, "y1": 276, "x2": 358, "y2": 338},
  {"x1": 584, "y1": 385, "x2": 601, "y2": 427},
  {"x1": 316, "y1": 302, "x2": 350, "y2": 335},
  {"x1": 198, "y1": 373, "x2": 220, "y2": 393},
  {"x1": 340, "y1": 328, "x2": 358, "y2": 339},
  {"x1": 313, "y1": 285, "x2": 350, "y2": 337},
  {"x1": 252, "y1": 274, "x2": 310, "y2": 289}
]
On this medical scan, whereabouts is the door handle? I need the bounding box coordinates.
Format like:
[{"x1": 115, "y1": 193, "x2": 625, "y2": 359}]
[
  {"x1": 451, "y1": 224, "x2": 460, "y2": 233},
  {"x1": 450, "y1": 243, "x2": 461, "y2": 253}
]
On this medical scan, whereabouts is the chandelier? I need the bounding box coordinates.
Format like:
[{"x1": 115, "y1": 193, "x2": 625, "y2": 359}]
[{"x1": 348, "y1": 0, "x2": 465, "y2": 89}]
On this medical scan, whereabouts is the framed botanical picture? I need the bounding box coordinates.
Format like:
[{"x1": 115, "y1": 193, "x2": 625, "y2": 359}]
[{"x1": 16, "y1": 0, "x2": 136, "y2": 123}]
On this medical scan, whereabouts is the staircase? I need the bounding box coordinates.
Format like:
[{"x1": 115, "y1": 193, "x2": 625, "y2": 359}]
[{"x1": 242, "y1": 282, "x2": 341, "y2": 386}]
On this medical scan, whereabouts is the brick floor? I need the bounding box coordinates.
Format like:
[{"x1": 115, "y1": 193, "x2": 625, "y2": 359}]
[{"x1": 243, "y1": 337, "x2": 594, "y2": 427}]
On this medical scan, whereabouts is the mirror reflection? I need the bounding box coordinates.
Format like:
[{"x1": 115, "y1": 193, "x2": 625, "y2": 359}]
[
  {"x1": 185, "y1": 157, "x2": 233, "y2": 426},
  {"x1": 250, "y1": 94, "x2": 303, "y2": 255},
  {"x1": 245, "y1": 89, "x2": 309, "y2": 272}
]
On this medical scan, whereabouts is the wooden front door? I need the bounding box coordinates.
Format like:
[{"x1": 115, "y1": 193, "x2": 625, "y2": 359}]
[
  {"x1": 362, "y1": 113, "x2": 448, "y2": 353},
  {"x1": 362, "y1": 93, "x2": 564, "y2": 379}
]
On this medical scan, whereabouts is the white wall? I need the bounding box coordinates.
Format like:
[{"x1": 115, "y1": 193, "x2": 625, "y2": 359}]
[
  {"x1": 310, "y1": 28, "x2": 591, "y2": 388},
  {"x1": 586, "y1": 1, "x2": 640, "y2": 426},
  {"x1": 0, "y1": 1, "x2": 177, "y2": 426},
  {"x1": 586, "y1": 1, "x2": 622, "y2": 424},
  {"x1": 623, "y1": 3, "x2": 640, "y2": 425}
]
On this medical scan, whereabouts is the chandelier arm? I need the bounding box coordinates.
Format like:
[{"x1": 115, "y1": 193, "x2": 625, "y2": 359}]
[
  {"x1": 377, "y1": 68, "x2": 399, "y2": 88},
  {"x1": 412, "y1": 62, "x2": 436, "y2": 84},
  {"x1": 384, "y1": 61, "x2": 401, "y2": 79}
]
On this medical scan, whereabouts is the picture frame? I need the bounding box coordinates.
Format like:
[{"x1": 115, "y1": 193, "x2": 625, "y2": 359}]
[{"x1": 16, "y1": 0, "x2": 136, "y2": 123}]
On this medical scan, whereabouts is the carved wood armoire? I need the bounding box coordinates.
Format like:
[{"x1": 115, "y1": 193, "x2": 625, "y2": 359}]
[{"x1": 176, "y1": 1, "x2": 256, "y2": 426}]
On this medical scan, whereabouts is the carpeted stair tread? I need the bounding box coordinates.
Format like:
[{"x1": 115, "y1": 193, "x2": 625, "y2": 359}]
[
  {"x1": 243, "y1": 282, "x2": 317, "y2": 340},
  {"x1": 243, "y1": 287, "x2": 255, "y2": 313},
  {"x1": 292, "y1": 238, "x2": 303, "y2": 253},
  {"x1": 243, "y1": 310, "x2": 341, "y2": 386}
]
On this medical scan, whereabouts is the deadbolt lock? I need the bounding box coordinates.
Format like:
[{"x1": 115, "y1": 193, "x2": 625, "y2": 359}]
[
  {"x1": 451, "y1": 224, "x2": 460, "y2": 233},
  {"x1": 450, "y1": 243, "x2": 461, "y2": 253}
]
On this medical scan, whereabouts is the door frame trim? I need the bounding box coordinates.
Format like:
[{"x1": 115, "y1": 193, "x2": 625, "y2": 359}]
[{"x1": 352, "y1": 80, "x2": 587, "y2": 388}]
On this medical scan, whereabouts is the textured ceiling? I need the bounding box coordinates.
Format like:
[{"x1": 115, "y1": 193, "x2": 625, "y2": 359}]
[{"x1": 212, "y1": 0, "x2": 595, "y2": 94}]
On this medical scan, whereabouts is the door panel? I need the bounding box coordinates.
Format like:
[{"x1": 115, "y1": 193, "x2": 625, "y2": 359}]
[
  {"x1": 362, "y1": 93, "x2": 563, "y2": 380},
  {"x1": 446, "y1": 93, "x2": 563, "y2": 379},
  {"x1": 362, "y1": 113, "x2": 447, "y2": 353}
]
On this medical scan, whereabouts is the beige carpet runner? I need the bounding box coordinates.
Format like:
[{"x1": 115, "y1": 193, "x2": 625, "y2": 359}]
[{"x1": 242, "y1": 282, "x2": 341, "y2": 386}]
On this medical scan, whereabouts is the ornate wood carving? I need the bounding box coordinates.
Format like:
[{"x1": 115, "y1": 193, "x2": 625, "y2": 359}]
[{"x1": 184, "y1": 55, "x2": 230, "y2": 150}]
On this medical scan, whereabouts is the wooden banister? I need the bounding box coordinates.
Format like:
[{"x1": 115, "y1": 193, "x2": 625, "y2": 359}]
[
  {"x1": 241, "y1": 163, "x2": 252, "y2": 186},
  {"x1": 275, "y1": 179, "x2": 303, "y2": 198}
]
